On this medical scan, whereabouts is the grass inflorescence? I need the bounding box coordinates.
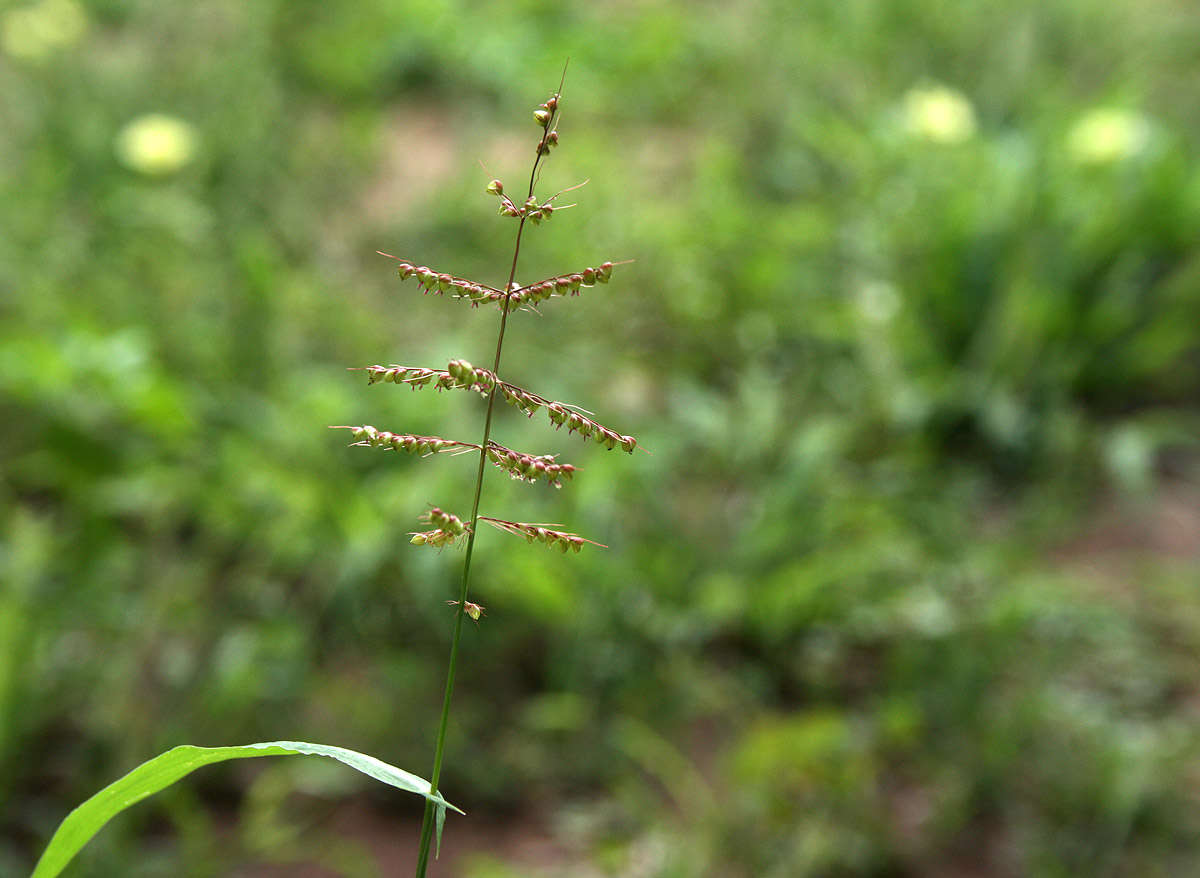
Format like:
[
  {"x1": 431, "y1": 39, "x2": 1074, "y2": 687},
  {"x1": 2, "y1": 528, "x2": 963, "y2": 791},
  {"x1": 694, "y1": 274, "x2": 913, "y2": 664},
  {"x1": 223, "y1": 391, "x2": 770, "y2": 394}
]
[{"x1": 336, "y1": 72, "x2": 633, "y2": 876}]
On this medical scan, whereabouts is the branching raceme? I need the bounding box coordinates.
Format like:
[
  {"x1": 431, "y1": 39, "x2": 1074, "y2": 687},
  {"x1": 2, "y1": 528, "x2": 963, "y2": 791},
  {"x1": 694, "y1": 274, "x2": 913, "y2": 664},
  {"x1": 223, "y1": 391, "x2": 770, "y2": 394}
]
[{"x1": 335, "y1": 75, "x2": 637, "y2": 877}]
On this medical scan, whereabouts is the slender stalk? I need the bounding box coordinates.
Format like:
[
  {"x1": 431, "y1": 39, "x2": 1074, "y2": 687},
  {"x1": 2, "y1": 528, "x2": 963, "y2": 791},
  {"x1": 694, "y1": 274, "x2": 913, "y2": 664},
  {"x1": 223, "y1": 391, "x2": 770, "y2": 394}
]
[{"x1": 412, "y1": 100, "x2": 558, "y2": 877}]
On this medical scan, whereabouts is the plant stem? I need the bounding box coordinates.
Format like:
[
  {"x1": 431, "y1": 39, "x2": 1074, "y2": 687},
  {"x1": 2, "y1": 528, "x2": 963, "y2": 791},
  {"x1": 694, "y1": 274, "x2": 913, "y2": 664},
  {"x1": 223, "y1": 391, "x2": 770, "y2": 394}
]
[{"x1": 413, "y1": 117, "x2": 554, "y2": 876}]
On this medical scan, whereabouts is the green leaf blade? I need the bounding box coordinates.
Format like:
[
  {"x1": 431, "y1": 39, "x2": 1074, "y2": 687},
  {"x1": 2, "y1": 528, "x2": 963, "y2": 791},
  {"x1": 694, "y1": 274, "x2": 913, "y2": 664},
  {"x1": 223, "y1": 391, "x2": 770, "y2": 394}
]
[{"x1": 33, "y1": 741, "x2": 461, "y2": 878}]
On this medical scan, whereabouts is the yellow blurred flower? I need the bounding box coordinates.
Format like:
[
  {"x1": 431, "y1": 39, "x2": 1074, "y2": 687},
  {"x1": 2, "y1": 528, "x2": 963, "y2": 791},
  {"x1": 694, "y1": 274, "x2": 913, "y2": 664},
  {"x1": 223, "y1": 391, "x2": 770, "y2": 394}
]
[
  {"x1": 902, "y1": 85, "x2": 977, "y2": 144},
  {"x1": 115, "y1": 114, "x2": 199, "y2": 176},
  {"x1": 1, "y1": 0, "x2": 87, "y2": 61},
  {"x1": 1066, "y1": 108, "x2": 1151, "y2": 165}
]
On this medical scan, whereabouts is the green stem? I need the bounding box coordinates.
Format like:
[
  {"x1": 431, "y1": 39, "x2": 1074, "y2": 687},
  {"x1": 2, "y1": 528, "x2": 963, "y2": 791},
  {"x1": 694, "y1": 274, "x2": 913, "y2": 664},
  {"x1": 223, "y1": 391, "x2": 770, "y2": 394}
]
[{"x1": 413, "y1": 109, "x2": 556, "y2": 876}]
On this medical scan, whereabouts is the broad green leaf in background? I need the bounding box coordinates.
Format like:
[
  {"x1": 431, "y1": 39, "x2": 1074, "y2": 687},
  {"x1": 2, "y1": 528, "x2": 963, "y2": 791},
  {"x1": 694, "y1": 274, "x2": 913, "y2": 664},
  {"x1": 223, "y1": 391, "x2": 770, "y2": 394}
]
[{"x1": 32, "y1": 741, "x2": 462, "y2": 878}]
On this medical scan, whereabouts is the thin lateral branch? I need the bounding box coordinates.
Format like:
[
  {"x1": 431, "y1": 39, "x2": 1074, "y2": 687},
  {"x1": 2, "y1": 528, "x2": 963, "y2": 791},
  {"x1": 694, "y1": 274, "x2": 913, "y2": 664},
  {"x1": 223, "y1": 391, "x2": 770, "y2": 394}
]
[
  {"x1": 514, "y1": 258, "x2": 631, "y2": 295},
  {"x1": 360, "y1": 361, "x2": 641, "y2": 453},
  {"x1": 359, "y1": 363, "x2": 496, "y2": 393},
  {"x1": 492, "y1": 180, "x2": 586, "y2": 222},
  {"x1": 329, "y1": 425, "x2": 477, "y2": 456},
  {"x1": 410, "y1": 508, "x2": 609, "y2": 556},
  {"x1": 548, "y1": 178, "x2": 589, "y2": 199},
  {"x1": 377, "y1": 252, "x2": 507, "y2": 299},
  {"x1": 478, "y1": 515, "x2": 606, "y2": 553},
  {"x1": 330, "y1": 425, "x2": 579, "y2": 487},
  {"x1": 381, "y1": 250, "x2": 625, "y2": 312},
  {"x1": 493, "y1": 179, "x2": 590, "y2": 226},
  {"x1": 507, "y1": 260, "x2": 634, "y2": 309}
]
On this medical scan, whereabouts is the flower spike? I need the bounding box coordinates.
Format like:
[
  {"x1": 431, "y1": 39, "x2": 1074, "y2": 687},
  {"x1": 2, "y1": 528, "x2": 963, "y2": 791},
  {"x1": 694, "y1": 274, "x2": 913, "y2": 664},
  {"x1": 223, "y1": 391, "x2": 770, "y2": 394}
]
[
  {"x1": 332, "y1": 426, "x2": 581, "y2": 487},
  {"x1": 358, "y1": 363, "x2": 641, "y2": 454},
  {"x1": 478, "y1": 516, "x2": 606, "y2": 553},
  {"x1": 329, "y1": 426, "x2": 477, "y2": 456},
  {"x1": 378, "y1": 251, "x2": 625, "y2": 311}
]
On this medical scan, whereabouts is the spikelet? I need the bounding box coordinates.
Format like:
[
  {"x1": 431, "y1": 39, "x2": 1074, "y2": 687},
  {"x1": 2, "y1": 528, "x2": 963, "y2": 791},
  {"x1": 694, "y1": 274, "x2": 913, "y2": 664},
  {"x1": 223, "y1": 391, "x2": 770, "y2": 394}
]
[
  {"x1": 380, "y1": 252, "x2": 621, "y2": 312},
  {"x1": 446, "y1": 600, "x2": 486, "y2": 622}
]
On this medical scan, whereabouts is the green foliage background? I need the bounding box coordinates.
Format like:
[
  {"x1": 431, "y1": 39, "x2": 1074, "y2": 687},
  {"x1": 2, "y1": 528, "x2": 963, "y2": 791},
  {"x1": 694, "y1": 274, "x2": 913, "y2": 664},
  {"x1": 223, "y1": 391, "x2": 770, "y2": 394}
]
[{"x1": 3, "y1": 0, "x2": 1199, "y2": 875}]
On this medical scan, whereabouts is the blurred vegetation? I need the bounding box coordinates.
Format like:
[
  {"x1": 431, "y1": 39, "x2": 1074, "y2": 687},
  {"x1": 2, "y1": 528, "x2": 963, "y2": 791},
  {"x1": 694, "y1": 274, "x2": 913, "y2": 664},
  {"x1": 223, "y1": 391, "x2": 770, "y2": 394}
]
[{"x1": 2, "y1": 0, "x2": 1199, "y2": 875}]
